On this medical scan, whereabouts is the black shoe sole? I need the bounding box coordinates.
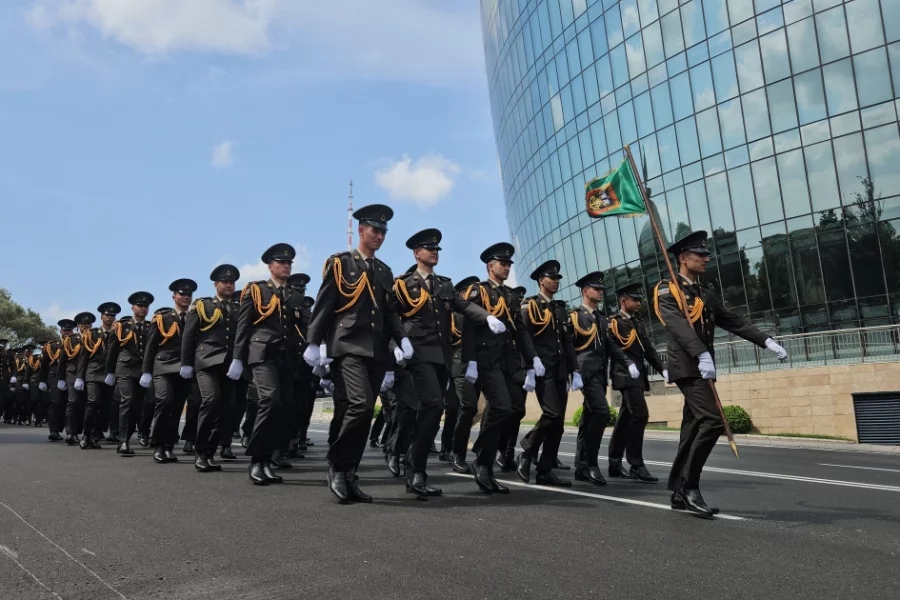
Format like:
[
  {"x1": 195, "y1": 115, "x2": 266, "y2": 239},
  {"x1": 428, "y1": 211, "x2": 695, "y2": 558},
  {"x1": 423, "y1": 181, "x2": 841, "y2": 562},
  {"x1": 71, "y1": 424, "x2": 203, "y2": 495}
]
[
  {"x1": 250, "y1": 477, "x2": 268, "y2": 486},
  {"x1": 450, "y1": 464, "x2": 470, "y2": 474}
]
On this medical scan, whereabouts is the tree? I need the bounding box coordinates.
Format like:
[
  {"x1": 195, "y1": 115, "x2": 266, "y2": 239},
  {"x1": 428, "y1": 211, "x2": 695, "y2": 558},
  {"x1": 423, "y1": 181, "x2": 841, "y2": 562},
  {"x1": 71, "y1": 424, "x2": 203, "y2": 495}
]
[{"x1": 0, "y1": 288, "x2": 58, "y2": 345}]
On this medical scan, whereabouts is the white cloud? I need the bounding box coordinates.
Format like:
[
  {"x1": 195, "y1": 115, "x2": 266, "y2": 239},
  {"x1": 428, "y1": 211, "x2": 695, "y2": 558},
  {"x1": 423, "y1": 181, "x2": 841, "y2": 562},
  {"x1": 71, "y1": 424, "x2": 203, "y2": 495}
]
[
  {"x1": 375, "y1": 154, "x2": 461, "y2": 208},
  {"x1": 211, "y1": 140, "x2": 234, "y2": 168},
  {"x1": 39, "y1": 302, "x2": 89, "y2": 324},
  {"x1": 234, "y1": 243, "x2": 312, "y2": 284}
]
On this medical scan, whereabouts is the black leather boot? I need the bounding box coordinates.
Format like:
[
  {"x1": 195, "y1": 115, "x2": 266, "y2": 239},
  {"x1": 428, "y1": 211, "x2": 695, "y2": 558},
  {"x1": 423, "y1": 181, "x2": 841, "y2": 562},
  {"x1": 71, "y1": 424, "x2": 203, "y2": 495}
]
[
  {"x1": 346, "y1": 477, "x2": 372, "y2": 503},
  {"x1": 262, "y1": 462, "x2": 283, "y2": 483},
  {"x1": 164, "y1": 447, "x2": 178, "y2": 462},
  {"x1": 249, "y1": 461, "x2": 267, "y2": 485},
  {"x1": 515, "y1": 452, "x2": 531, "y2": 484},
  {"x1": 182, "y1": 441, "x2": 193, "y2": 454},
  {"x1": 118, "y1": 440, "x2": 134, "y2": 455},
  {"x1": 629, "y1": 464, "x2": 659, "y2": 483},
  {"x1": 609, "y1": 459, "x2": 636, "y2": 479},
  {"x1": 206, "y1": 452, "x2": 222, "y2": 471},
  {"x1": 680, "y1": 487, "x2": 716, "y2": 518},
  {"x1": 195, "y1": 453, "x2": 212, "y2": 473},
  {"x1": 387, "y1": 454, "x2": 402, "y2": 477},
  {"x1": 555, "y1": 457, "x2": 570, "y2": 470},
  {"x1": 535, "y1": 470, "x2": 572, "y2": 487},
  {"x1": 271, "y1": 450, "x2": 292, "y2": 469},
  {"x1": 450, "y1": 453, "x2": 470, "y2": 474},
  {"x1": 327, "y1": 466, "x2": 349, "y2": 503},
  {"x1": 575, "y1": 466, "x2": 607, "y2": 485},
  {"x1": 407, "y1": 472, "x2": 442, "y2": 497},
  {"x1": 473, "y1": 464, "x2": 493, "y2": 493},
  {"x1": 153, "y1": 446, "x2": 167, "y2": 463},
  {"x1": 220, "y1": 445, "x2": 236, "y2": 460}
]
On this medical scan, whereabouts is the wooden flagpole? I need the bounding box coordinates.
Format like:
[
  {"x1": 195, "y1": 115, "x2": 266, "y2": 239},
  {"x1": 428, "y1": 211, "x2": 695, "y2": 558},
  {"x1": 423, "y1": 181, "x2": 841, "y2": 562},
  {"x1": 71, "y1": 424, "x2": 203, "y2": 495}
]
[{"x1": 623, "y1": 144, "x2": 739, "y2": 459}]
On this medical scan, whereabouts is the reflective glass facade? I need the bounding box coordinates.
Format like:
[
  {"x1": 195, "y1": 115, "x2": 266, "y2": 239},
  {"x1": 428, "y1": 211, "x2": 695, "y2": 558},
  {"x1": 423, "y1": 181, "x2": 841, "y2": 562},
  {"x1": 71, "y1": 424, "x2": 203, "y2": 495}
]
[{"x1": 481, "y1": 0, "x2": 900, "y2": 343}]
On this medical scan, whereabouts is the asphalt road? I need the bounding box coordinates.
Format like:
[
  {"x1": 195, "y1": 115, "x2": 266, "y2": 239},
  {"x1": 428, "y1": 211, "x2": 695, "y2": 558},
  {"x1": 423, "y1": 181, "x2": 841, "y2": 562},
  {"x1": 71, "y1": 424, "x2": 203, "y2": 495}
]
[{"x1": 1, "y1": 422, "x2": 898, "y2": 600}]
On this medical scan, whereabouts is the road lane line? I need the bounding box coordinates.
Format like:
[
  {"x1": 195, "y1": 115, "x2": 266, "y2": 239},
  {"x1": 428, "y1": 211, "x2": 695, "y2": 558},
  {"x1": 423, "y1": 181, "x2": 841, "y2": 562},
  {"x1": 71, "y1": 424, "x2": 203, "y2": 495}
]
[
  {"x1": 818, "y1": 463, "x2": 900, "y2": 474},
  {"x1": 443, "y1": 473, "x2": 745, "y2": 520},
  {"x1": 0, "y1": 543, "x2": 64, "y2": 599},
  {"x1": 0, "y1": 500, "x2": 130, "y2": 600}
]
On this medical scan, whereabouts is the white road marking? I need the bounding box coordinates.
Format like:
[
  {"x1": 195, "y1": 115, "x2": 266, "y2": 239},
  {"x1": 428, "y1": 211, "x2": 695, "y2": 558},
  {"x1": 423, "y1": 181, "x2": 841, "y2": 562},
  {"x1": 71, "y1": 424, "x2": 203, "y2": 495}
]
[
  {"x1": 818, "y1": 463, "x2": 900, "y2": 474},
  {"x1": 0, "y1": 501, "x2": 130, "y2": 600},
  {"x1": 0, "y1": 543, "x2": 64, "y2": 599},
  {"x1": 80, "y1": 548, "x2": 96, "y2": 556},
  {"x1": 443, "y1": 473, "x2": 744, "y2": 520}
]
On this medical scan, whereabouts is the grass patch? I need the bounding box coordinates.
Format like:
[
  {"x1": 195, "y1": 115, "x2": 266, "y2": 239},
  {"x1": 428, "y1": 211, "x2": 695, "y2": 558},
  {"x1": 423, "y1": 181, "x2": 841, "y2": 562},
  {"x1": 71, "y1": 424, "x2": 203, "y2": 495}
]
[
  {"x1": 646, "y1": 425, "x2": 681, "y2": 432},
  {"x1": 755, "y1": 432, "x2": 855, "y2": 442}
]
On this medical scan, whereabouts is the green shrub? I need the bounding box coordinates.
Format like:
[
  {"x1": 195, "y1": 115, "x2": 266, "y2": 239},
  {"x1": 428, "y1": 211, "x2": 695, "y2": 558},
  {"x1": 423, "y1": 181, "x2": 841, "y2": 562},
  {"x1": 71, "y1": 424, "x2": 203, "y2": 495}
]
[
  {"x1": 572, "y1": 405, "x2": 618, "y2": 427},
  {"x1": 373, "y1": 404, "x2": 381, "y2": 419},
  {"x1": 723, "y1": 405, "x2": 752, "y2": 434}
]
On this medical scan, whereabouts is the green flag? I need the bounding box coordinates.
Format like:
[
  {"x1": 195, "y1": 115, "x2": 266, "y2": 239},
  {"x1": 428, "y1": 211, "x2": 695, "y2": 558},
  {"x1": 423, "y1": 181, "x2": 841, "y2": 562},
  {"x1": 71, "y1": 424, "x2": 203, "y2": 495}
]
[{"x1": 585, "y1": 159, "x2": 646, "y2": 218}]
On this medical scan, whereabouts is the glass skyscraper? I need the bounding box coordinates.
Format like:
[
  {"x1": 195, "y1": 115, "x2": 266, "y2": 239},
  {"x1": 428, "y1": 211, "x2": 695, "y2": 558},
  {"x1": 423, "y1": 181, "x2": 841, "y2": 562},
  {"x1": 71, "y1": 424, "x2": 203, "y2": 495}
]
[{"x1": 480, "y1": 0, "x2": 900, "y2": 343}]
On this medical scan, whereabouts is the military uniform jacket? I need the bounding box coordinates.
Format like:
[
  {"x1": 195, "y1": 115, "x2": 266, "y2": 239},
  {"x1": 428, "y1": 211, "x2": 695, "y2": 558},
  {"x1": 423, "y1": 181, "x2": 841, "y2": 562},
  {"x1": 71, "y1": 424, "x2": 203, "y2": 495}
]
[
  {"x1": 143, "y1": 310, "x2": 189, "y2": 376},
  {"x1": 523, "y1": 295, "x2": 577, "y2": 381},
  {"x1": 14, "y1": 356, "x2": 29, "y2": 384},
  {"x1": 234, "y1": 279, "x2": 301, "y2": 367},
  {"x1": 77, "y1": 327, "x2": 113, "y2": 382},
  {"x1": 307, "y1": 252, "x2": 404, "y2": 366},
  {"x1": 450, "y1": 312, "x2": 467, "y2": 378},
  {"x1": 569, "y1": 306, "x2": 629, "y2": 384},
  {"x1": 655, "y1": 274, "x2": 769, "y2": 381},
  {"x1": 106, "y1": 317, "x2": 148, "y2": 378},
  {"x1": 392, "y1": 271, "x2": 489, "y2": 369},
  {"x1": 57, "y1": 333, "x2": 83, "y2": 379},
  {"x1": 461, "y1": 280, "x2": 536, "y2": 373},
  {"x1": 39, "y1": 341, "x2": 63, "y2": 384},
  {"x1": 609, "y1": 312, "x2": 665, "y2": 391},
  {"x1": 27, "y1": 354, "x2": 43, "y2": 386},
  {"x1": 0, "y1": 349, "x2": 12, "y2": 382},
  {"x1": 182, "y1": 296, "x2": 240, "y2": 371}
]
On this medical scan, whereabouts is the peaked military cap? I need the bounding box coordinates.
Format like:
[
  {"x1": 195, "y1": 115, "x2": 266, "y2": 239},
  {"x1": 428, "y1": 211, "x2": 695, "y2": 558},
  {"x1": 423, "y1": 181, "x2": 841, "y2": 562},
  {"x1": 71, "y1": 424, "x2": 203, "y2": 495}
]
[
  {"x1": 455, "y1": 276, "x2": 480, "y2": 293},
  {"x1": 128, "y1": 291, "x2": 154, "y2": 306},
  {"x1": 22, "y1": 343, "x2": 35, "y2": 351},
  {"x1": 667, "y1": 230, "x2": 710, "y2": 256},
  {"x1": 617, "y1": 283, "x2": 645, "y2": 299},
  {"x1": 57, "y1": 319, "x2": 75, "y2": 330},
  {"x1": 154, "y1": 306, "x2": 174, "y2": 316},
  {"x1": 406, "y1": 228, "x2": 442, "y2": 250},
  {"x1": 353, "y1": 204, "x2": 393, "y2": 231},
  {"x1": 75, "y1": 311, "x2": 96, "y2": 326},
  {"x1": 288, "y1": 273, "x2": 310, "y2": 291},
  {"x1": 301, "y1": 296, "x2": 315, "y2": 309},
  {"x1": 97, "y1": 302, "x2": 122, "y2": 316},
  {"x1": 479, "y1": 242, "x2": 515, "y2": 264},
  {"x1": 211, "y1": 264, "x2": 240, "y2": 283},
  {"x1": 513, "y1": 286, "x2": 527, "y2": 297},
  {"x1": 169, "y1": 278, "x2": 198, "y2": 295},
  {"x1": 530, "y1": 259, "x2": 562, "y2": 281},
  {"x1": 262, "y1": 243, "x2": 296, "y2": 264},
  {"x1": 575, "y1": 271, "x2": 605, "y2": 289}
]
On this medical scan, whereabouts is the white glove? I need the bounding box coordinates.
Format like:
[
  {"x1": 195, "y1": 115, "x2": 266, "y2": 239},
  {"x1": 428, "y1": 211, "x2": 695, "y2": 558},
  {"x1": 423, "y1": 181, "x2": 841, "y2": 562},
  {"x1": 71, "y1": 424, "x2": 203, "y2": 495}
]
[
  {"x1": 523, "y1": 369, "x2": 536, "y2": 392},
  {"x1": 104, "y1": 373, "x2": 116, "y2": 386},
  {"x1": 381, "y1": 371, "x2": 395, "y2": 392},
  {"x1": 179, "y1": 365, "x2": 194, "y2": 379},
  {"x1": 465, "y1": 361, "x2": 478, "y2": 384},
  {"x1": 571, "y1": 372, "x2": 584, "y2": 392},
  {"x1": 22, "y1": 383, "x2": 29, "y2": 390},
  {"x1": 57, "y1": 380, "x2": 67, "y2": 391},
  {"x1": 302, "y1": 344, "x2": 320, "y2": 367},
  {"x1": 698, "y1": 352, "x2": 716, "y2": 380},
  {"x1": 10, "y1": 377, "x2": 16, "y2": 384},
  {"x1": 486, "y1": 315, "x2": 506, "y2": 334},
  {"x1": 320, "y1": 378, "x2": 334, "y2": 393},
  {"x1": 318, "y1": 343, "x2": 333, "y2": 367},
  {"x1": 400, "y1": 337, "x2": 414, "y2": 360},
  {"x1": 226, "y1": 359, "x2": 243, "y2": 380},
  {"x1": 139, "y1": 373, "x2": 152, "y2": 388},
  {"x1": 765, "y1": 338, "x2": 788, "y2": 361},
  {"x1": 628, "y1": 363, "x2": 641, "y2": 379},
  {"x1": 532, "y1": 357, "x2": 545, "y2": 377},
  {"x1": 74, "y1": 378, "x2": 84, "y2": 391},
  {"x1": 662, "y1": 369, "x2": 669, "y2": 384},
  {"x1": 393, "y1": 346, "x2": 405, "y2": 364},
  {"x1": 39, "y1": 382, "x2": 48, "y2": 392},
  {"x1": 312, "y1": 364, "x2": 327, "y2": 377}
]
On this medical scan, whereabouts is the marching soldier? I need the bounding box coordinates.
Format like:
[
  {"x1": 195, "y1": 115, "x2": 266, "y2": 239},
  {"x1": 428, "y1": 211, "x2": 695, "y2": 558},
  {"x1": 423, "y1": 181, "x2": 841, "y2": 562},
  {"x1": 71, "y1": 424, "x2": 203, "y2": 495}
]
[
  {"x1": 13, "y1": 346, "x2": 32, "y2": 425},
  {"x1": 570, "y1": 272, "x2": 637, "y2": 485},
  {"x1": 233, "y1": 243, "x2": 301, "y2": 486},
  {"x1": 143, "y1": 279, "x2": 197, "y2": 464},
  {"x1": 76, "y1": 302, "x2": 120, "y2": 449},
  {"x1": 446, "y1": 276, "x2": 480, "y2": 472},
  {"x1": 390, "y1": 229, "x2": 502, "y2": 497},
  {"x1": 107, "y1": 291, "x2": 153, "y2": 455},
  {"x1": 181, "y1": 265, "x2": 241, "y2": 472},
  {"x1": 59, "y1": 312, "x2": 94, "y2": 445},
  {"x1": 306, "y1": 205, "x2": 408, "y2": 503},
  {"x1": 495, "y1": 284, "x2": 529, "y2": 472},
  {"x1": 515, "y1": 260, "x2": 578, "y2": 487},
  {"x1": 40, "y1": 321, "x2": 72, "y2": 441},
  {"x1": 462, "y1": 242, "x2": 542, "y2": 494},
  {"x1": 286, "y1": 274, "x2": 315, "y2": 461},
  {"x1": 294, "y1": 294, "x2": 320, "y2": 454},
  {"x1": 28, "y1": 343, "x2": 45, "y2": 426},
  {"x1": 607, "y1": 283, "x2": 667, "y2": 482},
  {"x1": 0, "y1": 339, "x2": 11, "y2": 422},
  {"x1": 655, "y1": 231, "x2": 786, "y2": 517}
]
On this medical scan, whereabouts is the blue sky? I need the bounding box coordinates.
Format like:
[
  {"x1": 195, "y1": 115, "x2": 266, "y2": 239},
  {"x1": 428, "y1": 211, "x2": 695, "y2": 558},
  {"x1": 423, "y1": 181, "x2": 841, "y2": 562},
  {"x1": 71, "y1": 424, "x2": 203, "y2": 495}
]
[{"x1": 0, "y1": 0, "x2": 513, "y2": 323}]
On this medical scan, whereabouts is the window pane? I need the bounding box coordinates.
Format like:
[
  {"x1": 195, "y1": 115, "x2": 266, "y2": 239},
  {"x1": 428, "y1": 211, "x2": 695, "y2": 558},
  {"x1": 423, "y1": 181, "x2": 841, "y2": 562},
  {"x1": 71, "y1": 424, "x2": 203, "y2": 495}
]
[
  {"x1": 790, "y1": 230, "x2": 826, "y2": 306},
  {"x1": 605, "y1": 110, "x2": 623, "y2": 151},
  {"x1": 759, "y1": 29, "x2": 791, "y2": 83},
  {"x1": 823, "y1": 59, "x2": 859, "y2": 116},
  {"x1": 885, "y1": 0, "x2": 900, "y2": 44},
  {"x1": 794, "y1": 69, "x2": 827, "y2": 126},
  {"x1": 805, "y1": 141, "x2": 841, "y2": 212},
  {"x1": 669, "y1": 71, "x2": 695, "y2": 120},
  {"x1": 696, "y1": 107, "x2": 723, "y2": 157},
  {"x1": 681, "y1": 0, "x2": 707, "y2": 48},
  {"x1": 651, "y1": 82, "x2": 674, "y2": 128},
  {"x1": 676, "y1": 116, "x2": 702, "y2": 164},
  {"x1": 606, "y1": 4, "x2": 625, "y2": 48},
  {"x1": 735, "y1": 41, "x2": 765, "y2": 93},
  {"x1": 704, "y1": 0, "x2": 729, "y2": 36},
  {"x1": 728, "y1": 165, "x2": 759, "y2": 228},
  {"x1": 833, "y1": 133, "x2": 869, "y2": 206},
  {"x1": 661, "y1": 9, "x2": 685, "y2": 57},
  {"x1": 854, "y1": 48, "x2": 893, "y2": 109},
  {"x1": 742, "y1": 88, "x2": 772, "y2": 141},
  {"x1": 845, "y1": 0, "x2": 885, "y2": 54},
  {"x1": 690, "y1": 62, "x2": 716, "y2": 111},
  {"x1": 596, "y1": 54, "x2": 614, "y2": 98},
  {"x1": 815, "y1": 6, "x2": 851, "y2": 64},
  {"x1": 591, "y1": 14, "x2": 609, "y2": 54},
  {"x1": 634, "y1": 92, "x2": 655, "y2": 137},
  {"x1": 625, "y1": 32, "x2": 647, "y2": 77},
  {"x1": 864, "y1": 124, "x2": 900, "y2": 200},
  {"x1": 719, "y1": 98, "x2": 747, "y2": 149},
  {"x1": 752, "y1": 157, "x2": 786, "y2": 222},
  {"x1": 641, "y1": 133, "x2": 663, "y2": 178},
  {"x1": 591, "y1": 119, "x2": 609, "y2": 162},
  {"x1": 816, "y1": 216, "x2": 855, "y2": 302},
  {"x1": 711, "y1": 51, "x2": 739, "y2": 102},
  {"x1": 847, "y1": 218, "x2": 887, "y2": 297},
  {"x1": 658, "y1": 125, "x2": 680, "y2": 172},
  {"x1": 762, "y1": 234, "x2": 798, "y2": 309},
  {"x1": 611, "y1": 45, "x2": 630, "y2": 87},
  {"x1": 618, "y1": 101, "x2": 639, "y2": 144},
  {"x1": 767, "y1": 79, "x2": 799, "y2": 134},
  {"x1": 728, "y1": 0, "x2": 754, "y2": 25},
  {"x1": 643, "y1": 21, "x2": 666, "y2": 68},
  {"x1": 638, "y1": 0, "x2": 659, "y2": 25},
  {"x1": 685, "y1": 179, "x2": 713, "y2": 232},
  {"x1": 787, "y1": 17, "x2": 820, "y2": 74},
  {"x1": 621, "y1": 0, "x2": 641, "y2": 38},
  {"x1": 778, "y1": 149, "x2": 812, "y2": 218}
]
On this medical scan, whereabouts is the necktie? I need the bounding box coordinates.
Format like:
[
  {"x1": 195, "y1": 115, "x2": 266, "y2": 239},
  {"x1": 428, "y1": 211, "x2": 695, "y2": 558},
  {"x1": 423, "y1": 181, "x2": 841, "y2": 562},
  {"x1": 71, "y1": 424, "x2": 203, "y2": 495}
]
[
  {"x1": 179, "y1": 312, "x2": 185, "y2": 327},
  {"x1": 426, "y1": 274, "x2": 434, "y2": 294}
]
